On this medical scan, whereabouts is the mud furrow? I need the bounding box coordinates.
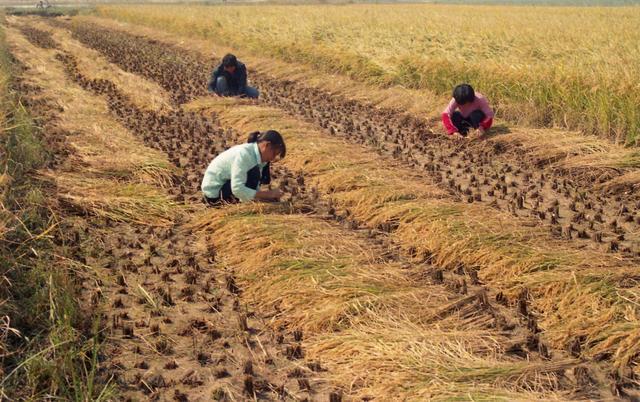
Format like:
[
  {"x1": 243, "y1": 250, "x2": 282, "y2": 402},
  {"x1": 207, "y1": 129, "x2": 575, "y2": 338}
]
[
  {"x1": 52, "y1": 19, "x2": 640, "y2": 258},
  {"x1": 89, "y1": 219, "x2": 332, "y2": 401},
  {"x1": 49, "y1": 19, "x2": 207, "y2": 105},
  {"x1": 16, "y1": 23, "x2": 58, "y2": 49},
  {"x1": 36, "y1": 23, "x2": 625, "y2": 399}
]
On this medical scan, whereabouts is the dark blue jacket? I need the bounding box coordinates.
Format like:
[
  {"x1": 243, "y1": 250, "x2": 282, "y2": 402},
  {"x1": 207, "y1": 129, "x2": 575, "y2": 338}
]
[{"x1": 208, "y1": 61, "x2": 248, "y2": 95}]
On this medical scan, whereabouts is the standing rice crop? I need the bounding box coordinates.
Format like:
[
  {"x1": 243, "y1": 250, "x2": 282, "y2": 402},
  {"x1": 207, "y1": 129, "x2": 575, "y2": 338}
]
[{"x1": 97, "y1": 3, "x2": 640, "y2": 145}]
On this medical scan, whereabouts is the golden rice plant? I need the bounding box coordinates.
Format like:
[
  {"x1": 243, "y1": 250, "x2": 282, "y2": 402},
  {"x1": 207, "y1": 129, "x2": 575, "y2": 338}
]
[{"x1": 97, "y1": 4, "x2": 640, "y2": 145}]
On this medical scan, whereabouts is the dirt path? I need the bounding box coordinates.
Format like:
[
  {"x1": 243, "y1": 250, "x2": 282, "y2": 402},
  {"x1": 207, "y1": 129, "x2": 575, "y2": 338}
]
[{"x1": 8, "y1": 16, "x2": 640, "y2": 400}]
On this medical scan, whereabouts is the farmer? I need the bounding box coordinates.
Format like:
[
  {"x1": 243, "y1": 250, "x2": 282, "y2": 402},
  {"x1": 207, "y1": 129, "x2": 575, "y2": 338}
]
[
  {"x1": 441, "y1": 84, "x2": 494, "y2": 139},
  {"x1": 201, "y1": 130, "x2": 285, "y2": 205},
  {"x1": 207, "y1": 53, "x2": 259, "y2": 99}
]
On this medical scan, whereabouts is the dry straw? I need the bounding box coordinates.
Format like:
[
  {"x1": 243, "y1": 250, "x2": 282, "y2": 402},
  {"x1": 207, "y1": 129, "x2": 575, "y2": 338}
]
[
  {"x1": 191, "y1": 203, "x2": 576, "y2": 400},
  {"x1": 28, "y1": 18, "x2": 172, "y2": 112},
  {"x1": 189, "y1": 97, "x2": 640, "y2": 381},
  {"x1": 49, "y1": 172, "x2": 177, "y2": 226}
]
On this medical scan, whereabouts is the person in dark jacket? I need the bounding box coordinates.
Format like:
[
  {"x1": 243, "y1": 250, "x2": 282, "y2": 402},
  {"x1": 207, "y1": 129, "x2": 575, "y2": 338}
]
[{"x1": 207, "y1": 53, "x2": 259, "y2": 99}]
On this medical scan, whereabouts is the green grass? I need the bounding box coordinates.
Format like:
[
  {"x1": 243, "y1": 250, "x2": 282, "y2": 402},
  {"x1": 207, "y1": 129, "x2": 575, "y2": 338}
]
[
  {"x1": 0, "y1": 21, "x2": 113, "y2": 400},
  {"x1": 617, "y1": 150, "x2": 640, "y2": 168}
]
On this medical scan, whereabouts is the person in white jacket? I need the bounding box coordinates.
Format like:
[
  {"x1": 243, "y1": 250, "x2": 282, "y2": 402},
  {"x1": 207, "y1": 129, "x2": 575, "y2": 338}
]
[{"x1": 201, "y1": 130, "x2": 286, "y2": 205}]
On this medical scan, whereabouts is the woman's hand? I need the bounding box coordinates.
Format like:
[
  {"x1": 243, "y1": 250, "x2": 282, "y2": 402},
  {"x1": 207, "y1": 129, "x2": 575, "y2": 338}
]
[{"x1": 255, "y1": 189, "x2": 284, "y2": 201}]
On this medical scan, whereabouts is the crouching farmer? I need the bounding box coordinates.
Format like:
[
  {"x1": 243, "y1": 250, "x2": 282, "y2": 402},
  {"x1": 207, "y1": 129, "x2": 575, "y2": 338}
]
[
  {"x1": 201, "y1": 130, "x2": 285, "y2": 205},
  {"x1": 207, "y1": 53, "x2": 259, "y2": 99},
  {"x1": 442, "y1": 84, "x2": 494, "y2": 139}
]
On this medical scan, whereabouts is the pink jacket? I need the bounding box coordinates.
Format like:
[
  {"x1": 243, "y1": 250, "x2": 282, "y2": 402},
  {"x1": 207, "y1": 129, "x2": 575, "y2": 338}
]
[{"x1": 441, "y1": 92, "x2": 494, "y2": 134}]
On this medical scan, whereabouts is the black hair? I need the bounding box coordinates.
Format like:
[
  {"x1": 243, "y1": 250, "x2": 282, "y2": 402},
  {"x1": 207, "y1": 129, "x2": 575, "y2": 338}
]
[
  {"x1": 247, "y1": 130, "x2": 286, "y2": 158},
  {"x1": 453, "y1": 84, "x2": 475, "y2": 105},
  {"x1": 222, "y1": 53, "x2": 238, "y2": 68}
]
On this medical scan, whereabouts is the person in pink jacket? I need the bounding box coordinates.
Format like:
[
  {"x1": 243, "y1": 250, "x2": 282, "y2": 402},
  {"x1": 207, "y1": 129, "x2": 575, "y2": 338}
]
[{"x1": 441, "y1": 84, "x2": 494, "y2": 139}]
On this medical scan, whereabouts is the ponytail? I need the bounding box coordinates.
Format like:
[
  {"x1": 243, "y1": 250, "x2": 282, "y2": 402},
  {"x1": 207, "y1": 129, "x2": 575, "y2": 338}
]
[
  {"x1": 245, "y1": 130, "x2": 286, "y2": 158},
  {"x1": 247, "y1": 131, "x2": 261, "y2": 143}
]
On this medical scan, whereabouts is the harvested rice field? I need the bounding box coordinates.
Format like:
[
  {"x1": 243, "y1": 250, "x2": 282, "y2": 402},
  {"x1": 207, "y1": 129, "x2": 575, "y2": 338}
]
[{"x1": 1, "y1": 4, "x2": 639, "y2": 401}]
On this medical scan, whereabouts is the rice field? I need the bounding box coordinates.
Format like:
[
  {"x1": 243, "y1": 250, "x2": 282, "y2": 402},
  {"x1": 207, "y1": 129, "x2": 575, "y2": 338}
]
[
  {"x1": 2, "y1": 4, "x2": 640, "y2": 400},
  {"x1": 97, "y1": 3, "x2": 640, "y2": 145}
]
